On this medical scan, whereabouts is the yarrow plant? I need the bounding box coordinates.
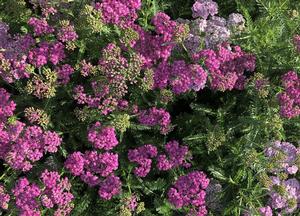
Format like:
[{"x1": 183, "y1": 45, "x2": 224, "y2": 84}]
[{"x1": 0, "y1": 0, "x2": 299, "y2": 215}]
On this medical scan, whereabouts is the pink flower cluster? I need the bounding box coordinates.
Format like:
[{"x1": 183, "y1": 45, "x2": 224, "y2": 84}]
[
  {"x1": 57, "y1": 24, "x2": 78, "y2": 42},
  {"x1": 193, "y1": 44, "x2": 256, "y2": 91},
  {"x1": 167, "y1": 171, "x2": 210, "y2": 216},
  {"x1": 65, "y1": 151, "x2": 121, "y2": 199},
  {"x1": 95, "y1": 0, "x2": 141, "y2": 27},
  {"x1": 88, "y1": 122, "x2": 119, "y2": 150},
  {"x1": 0, "y1": 88, "x2": 62, "y2": 171},
  {"x1": 265, "y1": 141, "x2": 300, "y2": 175},
  {"x1": 192, "y1": 0, "x2": 218, "y2": 19},
  {"x1": 56, "y1": 64, "x2": 74, "y2": 85},
  {"x1": 157, "y1": 140, "x2": 191, "y2": 171},
  {"x1": 0, "y1": 23, "x2": 34, "y2": 83},
  {"x1": 277, "y1": 71, "x2": 300, "y2": 119},
  {"x1": 0, "y1": 88, "x2": 16, "y2": 122},
  {"x1": 65, "y1": 122, "x2": 121, "y2": 200},
  {"x1": 28, "y1": 17, "x2": 54, "y2": 36},
  {"x1": 133, "y1": 12, "x2": 183, "y2": 67},
  {"x1": 154, "y1": 61, "x2": 208, "y2": 94},
  {"x1": 138, "y1": 107, "x2": 171, "y2": 134},
  {"x1": 12, "y1": 169, "x2": 74, "y2": 216},
  {"x1": 0, "y1": 122, "x2": 62, "y2": 171},
  {"x1": 128, "y1": 145, "x2": 158, "y2": 177},
  {"x1": 28, "y1": 41, "x2": 65, "y2": 67},
  {"x1": 73, "y1": 83, "x2": 118, "y2": 115},
  {"x1": 0, "y1": 185, "x2": 10, "y2": 210}
]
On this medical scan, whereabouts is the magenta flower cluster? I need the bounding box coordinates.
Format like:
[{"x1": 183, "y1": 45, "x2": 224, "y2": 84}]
[
  {"x1": 57, "y1": 23, "x2": 78, "y2": 43},
  {"x1": 0, "y1": 88, "x2": 16, "y2": 122},
  {"x1": 157, "y1": 140, "x2": 191, "y2": 171},
  {"x1": 153, "y1": 60, "x2": 208, "y2": 94},
  {"x1": 65, "y1": 151, "x2": 121, "y2": 200},
  {"x1": 28, "y1": 41, "x2": 65, "y2": 67},
  {"x1": 277, "y1": 71, "x2": 300, "y2": 119},
  {"x1": 193, "y1": 44, "x2": 256, "y2": 91},
  {"x1": 128, "y1": 144, "x2": 158, "y2": 177},
  {"x1": 0, "y1": 185, "x2": 10, "y2": 210},
  {"x1": 0, "y1": 88, "x2": 62, "y2": 171},
  {"x1": 0, "y1": 122, "x2": 62, "y2": 171},
  {"x1": 95, "y1": 0, "x2": 141, "y2": 27},
  {"x1": 167, "y1": 171, "x2": 210, "y2": 216},
  {"x1": 88, "y1": 121, "x2": 119, "y2": 150},
  {"x1": 28, "y1": 17, "x2": 54, "y2": 36},
  {"x1": 138, "y1": 107, "x2": 171, "y2": 134},
  {"x1": 128, "y1": 140, "x2": 191, "y2": 177},
  {"x1": 0, "y1": 22, "x2": 34, "y2": 83},
  {"x1": 133, "y1": 12, "x2": 183, "y2": 67},
  {"x1": 265, "y1": 140, "x2": 300, "y2": 175},
  {"x1": 12, "y1": 169, "x2": 73, "y2": 216},
  {"x1": 56, "y1": 64, "x2": 74, "y2": 85},
  {"x1": 65, "y1": 122, "x2": 121, "y2": 200}
]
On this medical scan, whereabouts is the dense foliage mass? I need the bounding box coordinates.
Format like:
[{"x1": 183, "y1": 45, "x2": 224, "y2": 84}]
[{"x1": 0, "y1": 0, "x2": 299, "y2": 215}]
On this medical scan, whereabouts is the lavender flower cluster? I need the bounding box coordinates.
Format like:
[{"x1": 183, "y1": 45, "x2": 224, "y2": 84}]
[{"x1": 260, "y1": 141, "x2": 300, "y2": 215}]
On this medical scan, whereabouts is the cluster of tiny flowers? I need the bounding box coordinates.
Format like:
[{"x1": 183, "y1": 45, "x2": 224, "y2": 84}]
[
  {"x1": 138, "y1": 107, "x2": 171, "y2": 134},
  {"x1": 73, "y1": 83, "x2": 118, "y2": 115},
  {"x1": 28, "y1": 41, "x2": 65, "y2": 67},
  {"x1": 0, "y1": 22, "x2": 34, "y2": 83},
  {"x1": 28, "y1": 17, "x2": 54, "y2": 36},
  {"x1": 65, "y1": 126, "x2": 121, "y2": 200},
  {"x1": 192, "y1": 0, "x2": 218, "y2": 19},
  {"x1": 95, "y1": 0, "x2": 141, "y2": 27},
  {"x1": 153, "y1": 60, "x2": 208, "y2": 94},
  {"x1": 0, "y1": 122, "x2": 62, "y2": 171},
  {"x1": 74, "y1": 43, "x2": 143, "y2": 115},
  {"x1": 128, "y1": 145, "x2": 158, "y2": 177},
  {"x1": 277, "y1": 71, "x2": 300, "y2": 119},
  {"x1": 56, "y1": 64, "x2": 74, "y2": 85},
  {"x1": 157, "y1": 140, "x2": 191, "y2": 171},
  {"x1": 12, "y1": 169, "x2": 74, "y2": 216},
  {"x1": 24, "y1": 107, "x2": 50, "y2": 128},
  {"x1": 167, "y1": 171, "x2": 210, "y2": 216},
  {"x1": 133, "y1": 12, "x2": 184, "y2": 67},
  {"x1": 40, "y1": 169, "x2": 74, "y2": 215},
  {"x1": 57, "y1": 21, "x2": 78, "y2": 43},
  {"x1": 0, "y1": 88, "x2": 62, "y2": 171},
  {"x1": 65, "y1": 151, "x2": 121, "y2": 199},
  {"x1": 193, "y1": 44, "x2": 256, "y2": 91},
  {"x1": 0, "y1": 185, "x2": 10, "y2": 210},
  {"x1": 12, "y1": 177, "x2": 41, "y2": 216},
  {"x1": 0, "y1": 88, "x2": 16, "y2": 122},
  {"x1": 260, "y1": 140, "x2": 300, "y2": 215},
  {"x1": 87, "y1": 122, "x2": 118, "y2": 150},
  {"x1": 267, "y1": 177, "x2": 300, "y2": 214},
  {"x1": 259, "y1": 206, "x2": 273, "y2": 216},
  {"x1": 264, "y1": 141, "x2": 300, "y2": 175},
  {"x1": 180, "y1": 0, "x2": 245, "y2": 53}
]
